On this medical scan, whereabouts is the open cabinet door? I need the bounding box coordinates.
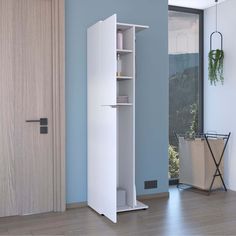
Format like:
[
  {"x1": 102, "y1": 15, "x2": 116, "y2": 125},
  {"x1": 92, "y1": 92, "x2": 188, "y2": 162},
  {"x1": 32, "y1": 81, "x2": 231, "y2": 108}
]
[{"x1": 87, "y1": 15, "x2": 117, "y2": 223}]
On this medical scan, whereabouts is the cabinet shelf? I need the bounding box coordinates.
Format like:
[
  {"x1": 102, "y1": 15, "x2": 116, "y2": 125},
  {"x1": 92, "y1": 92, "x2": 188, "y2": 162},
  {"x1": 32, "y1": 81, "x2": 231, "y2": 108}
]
[
  {"x1": 117, "y1": 22, "x2": 149, "y2": 32},
  {"x1": 112, "y1": 103, "x2": 133, "y2": 107},
  {"x1": 116, "y1": 103, "x2": 132, "y2": 106},
  {"x1": 117, "y1": 49, "x2": 133, "y2": 54},
  {"x1": 102, "y1": 103, "x2": 133, "y2": 108},
  {"x1": 117, "y1": 76, "x2": 133, "y2": 81},
  {"x1": 117, "y1": 201, "x2": 148, "y2": 213}
]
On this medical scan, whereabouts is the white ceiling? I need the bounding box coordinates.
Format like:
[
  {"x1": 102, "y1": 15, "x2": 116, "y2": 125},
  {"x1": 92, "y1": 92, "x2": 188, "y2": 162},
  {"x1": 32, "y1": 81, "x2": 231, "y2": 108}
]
[{"x1": 169, "y1": 0, "x2": 227, "y2": 9}]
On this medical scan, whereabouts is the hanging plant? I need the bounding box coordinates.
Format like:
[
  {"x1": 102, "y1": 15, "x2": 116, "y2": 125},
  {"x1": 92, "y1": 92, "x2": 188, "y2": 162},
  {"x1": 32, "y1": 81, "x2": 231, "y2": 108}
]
[
  {"x1": 208, "y1": 49, "x2": 224, "y2": 85},
  {"x1": 208, "y1": 0, "x2": 224, "y2": 85}
]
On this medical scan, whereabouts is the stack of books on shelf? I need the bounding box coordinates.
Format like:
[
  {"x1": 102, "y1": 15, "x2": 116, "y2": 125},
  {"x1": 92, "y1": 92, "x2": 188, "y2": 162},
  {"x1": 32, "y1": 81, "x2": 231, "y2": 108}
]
[{"x1": 117, "y1": 96, "x2": 129, "y2": 103}]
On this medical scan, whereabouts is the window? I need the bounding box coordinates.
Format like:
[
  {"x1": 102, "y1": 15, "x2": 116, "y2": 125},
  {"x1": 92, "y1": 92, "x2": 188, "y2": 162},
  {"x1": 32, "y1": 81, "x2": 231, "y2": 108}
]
[{"x1": 168, "y1": 6, "x2": 203, "y2": 181}]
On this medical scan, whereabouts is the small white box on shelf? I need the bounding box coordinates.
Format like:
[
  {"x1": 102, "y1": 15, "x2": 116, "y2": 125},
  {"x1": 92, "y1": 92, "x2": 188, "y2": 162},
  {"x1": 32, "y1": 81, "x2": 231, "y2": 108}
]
[
  {"x1": 117, "y1": 30, "x2": 123, "y2": 50},
  {"x1": 117, "y1": 188, "x2": 126, "y2": 207}
]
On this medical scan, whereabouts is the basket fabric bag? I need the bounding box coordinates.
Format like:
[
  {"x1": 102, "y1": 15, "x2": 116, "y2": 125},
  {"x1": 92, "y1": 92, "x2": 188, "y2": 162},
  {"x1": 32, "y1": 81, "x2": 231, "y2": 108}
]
[{"x1": 179, "y1": 137, "x2": 224, "y2": 190}]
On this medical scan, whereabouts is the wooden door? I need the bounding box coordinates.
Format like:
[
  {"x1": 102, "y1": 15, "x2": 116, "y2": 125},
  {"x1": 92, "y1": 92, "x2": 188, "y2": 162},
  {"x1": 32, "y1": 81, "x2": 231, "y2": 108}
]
[
  {"x1": 87, "y1": 14, "x2": 117, "y2": 223},
  {"x1": 0, "y1": 0, "x2": 64, "y2": 217}
]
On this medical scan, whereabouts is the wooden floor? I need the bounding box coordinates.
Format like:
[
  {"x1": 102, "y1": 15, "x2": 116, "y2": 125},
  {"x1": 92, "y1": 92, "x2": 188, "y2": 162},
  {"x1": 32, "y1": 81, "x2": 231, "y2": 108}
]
[{"x1": 1, "y1": 187, "x2": 236, "y2": 235}]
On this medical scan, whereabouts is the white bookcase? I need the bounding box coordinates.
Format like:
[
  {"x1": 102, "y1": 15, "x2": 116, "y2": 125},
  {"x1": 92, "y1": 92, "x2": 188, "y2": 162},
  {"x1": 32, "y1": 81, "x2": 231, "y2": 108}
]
[{"x1": 87, "y1": 14, "x2": 149, "y2": 223}]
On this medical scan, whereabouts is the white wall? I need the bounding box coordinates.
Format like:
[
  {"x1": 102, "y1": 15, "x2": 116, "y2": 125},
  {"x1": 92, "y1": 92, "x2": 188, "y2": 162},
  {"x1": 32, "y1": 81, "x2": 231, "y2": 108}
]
[
  {"x1": 204, "y1": 0, "x2": 236, "y2": 190},
  {"x1": 169, "y1": 0, "x2": 227, "y2": 10}
]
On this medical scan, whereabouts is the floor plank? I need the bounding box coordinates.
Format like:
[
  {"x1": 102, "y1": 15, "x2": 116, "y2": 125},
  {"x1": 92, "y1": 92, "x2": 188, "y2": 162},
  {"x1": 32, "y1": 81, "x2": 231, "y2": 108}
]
[{"x1": 1, "y1": 187, "x2": 236, "y2": 235}]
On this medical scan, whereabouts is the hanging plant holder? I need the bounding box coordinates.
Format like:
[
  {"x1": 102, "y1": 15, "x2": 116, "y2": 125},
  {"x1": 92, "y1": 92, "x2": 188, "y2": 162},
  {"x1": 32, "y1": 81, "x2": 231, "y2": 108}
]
[
  {"x1": 209, "y1": 31, "x2": 224, "y2": 85},
  {"x1": 208, "y1": 0, "x2": 224, "y2": 85}
]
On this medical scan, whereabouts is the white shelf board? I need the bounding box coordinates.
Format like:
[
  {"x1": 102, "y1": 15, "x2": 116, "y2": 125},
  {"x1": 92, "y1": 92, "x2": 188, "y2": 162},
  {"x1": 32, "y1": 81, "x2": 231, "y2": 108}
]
[
  {"x1": 117, "y1": 201, "x2": 148, "y2": 213},
  {"x1": 117, "y1": 22, "x2": 149, "y2": 32},
  {"x1": 102, "y1": 103, "x2": 133, "y2": 108},
  {"x1": 117, "y1": 76, "x2": 133, "y2": 80},
  {"x1": 117, "y1": 49, "x2": 133, "y2": 54},
  {"x1": 116, "y1": 103, "x2": 133, "y2": 106}
]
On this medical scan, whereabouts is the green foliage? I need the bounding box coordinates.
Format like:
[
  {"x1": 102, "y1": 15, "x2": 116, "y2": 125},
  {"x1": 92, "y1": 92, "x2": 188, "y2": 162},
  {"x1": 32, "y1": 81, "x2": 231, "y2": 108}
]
[
  {"x1": 208, "y1": 49, "x2": 224, "y2": 85},
  {"x1": 187, "y1": 103, "x2": 199, "y2": 138},
  {"x1": 168, "y1": 104, "x2": 198, "y2": 179},
  {"x1": 169, "y1": 62, "x2": 199, "y2": 146},
  {"x1": 168, "y1": 145, "x2": 179, "y2": 179},
  {"x1": 169, "y1": 53, "x2": 200, "y2": 179}
]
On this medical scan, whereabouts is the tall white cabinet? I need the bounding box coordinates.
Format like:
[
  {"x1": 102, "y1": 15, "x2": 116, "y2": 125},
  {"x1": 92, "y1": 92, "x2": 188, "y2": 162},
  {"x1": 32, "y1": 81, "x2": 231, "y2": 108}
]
[{"x1": 87, "y1": 14, "x2": 149, "y2": 223}]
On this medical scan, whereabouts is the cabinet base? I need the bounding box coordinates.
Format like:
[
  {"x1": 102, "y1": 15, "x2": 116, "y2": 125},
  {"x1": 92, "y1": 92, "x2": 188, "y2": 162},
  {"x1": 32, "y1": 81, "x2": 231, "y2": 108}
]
[{"x1": 117, "y1": 200, "x2": 148, "y2": 213}]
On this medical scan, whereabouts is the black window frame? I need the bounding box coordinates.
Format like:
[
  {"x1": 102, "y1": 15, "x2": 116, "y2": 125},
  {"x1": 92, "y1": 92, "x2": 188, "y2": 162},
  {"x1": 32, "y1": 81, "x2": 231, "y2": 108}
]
[{"x1": 168, "y1": 5, "x2": 204, "y2": 185}]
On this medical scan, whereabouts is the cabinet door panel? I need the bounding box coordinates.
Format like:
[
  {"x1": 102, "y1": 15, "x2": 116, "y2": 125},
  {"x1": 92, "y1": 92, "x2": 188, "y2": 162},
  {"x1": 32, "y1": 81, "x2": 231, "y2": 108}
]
[
  {"x1": 100, "y1": 15, "x2": 117, "y2": 222},
  {"x1": 88, "y1": 14, "x2": 117, "y2": 223}
]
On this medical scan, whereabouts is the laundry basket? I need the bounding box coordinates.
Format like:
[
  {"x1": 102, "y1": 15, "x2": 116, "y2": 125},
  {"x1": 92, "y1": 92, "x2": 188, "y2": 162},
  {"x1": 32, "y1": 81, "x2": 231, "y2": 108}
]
[{"x1": 179, "y1": 137, "x2": 225, "y2": 190}]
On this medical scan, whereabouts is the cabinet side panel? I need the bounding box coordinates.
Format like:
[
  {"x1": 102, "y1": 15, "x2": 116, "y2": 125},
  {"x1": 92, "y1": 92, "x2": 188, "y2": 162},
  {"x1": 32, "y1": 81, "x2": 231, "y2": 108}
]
[{"x1": 87, "y1": 22, "x2": 103, "y2": 214}]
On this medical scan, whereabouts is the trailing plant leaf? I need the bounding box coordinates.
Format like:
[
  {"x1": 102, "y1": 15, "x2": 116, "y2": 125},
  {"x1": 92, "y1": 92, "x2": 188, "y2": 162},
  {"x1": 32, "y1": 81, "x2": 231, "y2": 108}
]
[{"x1": 208, "y1": 49, "x2": 224, "y2": 85}]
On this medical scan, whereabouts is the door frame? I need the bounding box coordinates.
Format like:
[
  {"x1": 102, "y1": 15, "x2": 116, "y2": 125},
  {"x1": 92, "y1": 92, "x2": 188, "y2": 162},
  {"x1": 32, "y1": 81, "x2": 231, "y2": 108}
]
[
  {"x1": 51, "y1": 0, "x2": 65, "y2": 212},
  {"x1": 168, "y1": 5, "x2": 204, "y2": 185}
]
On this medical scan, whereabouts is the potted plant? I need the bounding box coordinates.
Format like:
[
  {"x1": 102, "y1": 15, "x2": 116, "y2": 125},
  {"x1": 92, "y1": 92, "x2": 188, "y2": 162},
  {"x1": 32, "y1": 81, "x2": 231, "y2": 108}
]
[
  {"x1": 208, "y1": 0, "x2": 224, "y2": 85},
  {"x1": 208, "y1": 49, "x2": 224, "y2": 85}
]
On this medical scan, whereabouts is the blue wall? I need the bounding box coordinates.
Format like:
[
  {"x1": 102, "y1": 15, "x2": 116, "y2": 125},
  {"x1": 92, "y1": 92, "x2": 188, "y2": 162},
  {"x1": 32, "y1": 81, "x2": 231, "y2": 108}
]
[{"x1": 65, "y1": 0, "x2": 169, "y2": 203}]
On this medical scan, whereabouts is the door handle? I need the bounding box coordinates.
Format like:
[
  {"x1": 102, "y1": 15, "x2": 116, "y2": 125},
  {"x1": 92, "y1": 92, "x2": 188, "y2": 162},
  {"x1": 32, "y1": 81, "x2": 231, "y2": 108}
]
[{"x1": 26, "y1": 118, "x2": 48, "y2": 126}]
